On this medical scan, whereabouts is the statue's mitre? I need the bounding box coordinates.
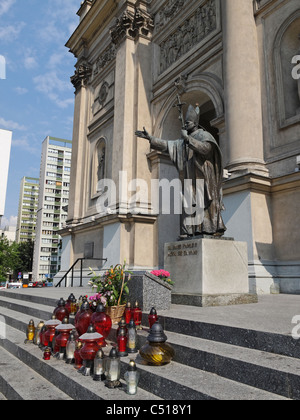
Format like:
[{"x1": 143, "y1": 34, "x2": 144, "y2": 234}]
[{"x1": 185, "y1": 104, "x2": 200, "y2": 126}]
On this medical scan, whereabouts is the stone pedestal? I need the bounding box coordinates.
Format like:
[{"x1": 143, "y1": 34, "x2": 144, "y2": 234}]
[{"x1": 164, "y1": 237, "x2": 257, "y2": 307}]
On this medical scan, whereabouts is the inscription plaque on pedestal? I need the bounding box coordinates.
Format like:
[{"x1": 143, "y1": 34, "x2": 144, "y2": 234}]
[{"x1": 164, "y1": 238, "x2": 257, "y2": 307}]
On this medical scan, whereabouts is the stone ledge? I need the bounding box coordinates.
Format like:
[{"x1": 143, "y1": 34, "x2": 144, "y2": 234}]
[{"x1": 171, "y1": 293, "x2": 258, "y2": 307}]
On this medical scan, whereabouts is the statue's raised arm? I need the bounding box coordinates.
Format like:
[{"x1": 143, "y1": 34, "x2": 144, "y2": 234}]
[{"x1": 135, "y1": 127, "x2": 151, "y2": 141}]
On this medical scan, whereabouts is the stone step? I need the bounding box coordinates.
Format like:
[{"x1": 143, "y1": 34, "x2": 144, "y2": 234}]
[
  {"x1": 0, "y1": 289, "x2": 298, "y2": 400},
  {"x1": 0, "y1": 322, "x2": 288, "y2": 401},
  {"x1": 0, "y1": 290, "x2": 299, "y2": 360},
  {"x1": 0, "y1": 325, "x2": 161, "y2": 401},
  {"x1": 0, "y1": 298, "x2": 297, "y2": 399},
  {"x1": 0, "y1": 346, "x2": 72, "y2": 400}
]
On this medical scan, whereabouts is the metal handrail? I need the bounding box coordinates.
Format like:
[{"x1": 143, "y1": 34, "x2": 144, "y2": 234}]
[{"x1": 55, "y1": 258, "x2": 107, "y2": 288}]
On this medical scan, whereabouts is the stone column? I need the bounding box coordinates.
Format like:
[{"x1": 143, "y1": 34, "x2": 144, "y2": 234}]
[
  {"x1": 67, "y1": 62, "x2": 91, "y2": 225},
  {"x1": 108, "y1": 5, "x2": 156, "y2": 269},
  {"x1": 223, "y1": 0, "x2": 268, "y2": 176}
]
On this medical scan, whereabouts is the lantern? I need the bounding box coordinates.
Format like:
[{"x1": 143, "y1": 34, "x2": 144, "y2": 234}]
[
  {"x1": 116, "y1": 317, "x2": 127, "y2": 337},
  {"x1": 105, "y1": 347, "x2": 121, "y2": 389},
  {"x1": 93, "y1": 349, "x2": 106, "y2": 382},
  {"x1": 70, "y1": 297, "x2": 78, "y2": 315},
  {"x1": 43, "y1": 347, "x2": 52, "y2": 361},
  {"x1": 39, "y1": 325, "x2": 47, "y2": 349},
  {"x1": 65, "y1": 293, "x2": 75, "y2": 315},
  {"x1": 55, "y1": 318, "x2": 75, "y2": 360},
  {"x1": 91, "y1": 302, "x2": 112, "y2": 347},
  {"x1": 24, "y1": 320, "x2": 35, "y2": 344},
  {"x1": 124, "y1": 360, "x2": 140, "y2": 395},
  {"x1": 75, "y1": 301, "x2": 93, "y2": 336},
  {"x1": 148, "y1": 307, "x2": 158, "y2": 329},
  {"x1": 53, "y1": 298, "x2": 69, "y2": 322},
  {"x1": 74, "y1": 341, "x2": 83, "y2": 370},
  {"x1": 33, "y1": 321, "x2": 45, "y2": 346},
  {"x1": 124, "y1": 302, "x2": 132, "y2": 325},
  {"x1": 132, "y1": 301, "x2": 142, "y2": 330},
  {"x1": 117, "y1": 326, "x2": 128, "y2": 357},
  {"x1": 127, "y1": 319, "x2": 138, "y2": 354},
  {"x1": 139, "y1": 321, "x2": 175, "y2": 366},
  {"x1": 43, "y1": 319, "x2": 61, "y2": 348},
  {"x1": 79, "y1": 325, "x2": 103, "y2": 376},
  {"x1": 65, "y1": 331, "x2": 76, "y2": 364}
]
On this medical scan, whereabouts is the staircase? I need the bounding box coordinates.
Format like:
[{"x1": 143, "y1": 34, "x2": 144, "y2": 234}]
[{"x1": 0, "y1": 288, "x2": 299, "y2": 400}]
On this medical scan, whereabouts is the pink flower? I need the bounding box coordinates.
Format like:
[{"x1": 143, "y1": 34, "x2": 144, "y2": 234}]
[{"x1": 151, "y1": 269, "x2": 170, "y2": 278}]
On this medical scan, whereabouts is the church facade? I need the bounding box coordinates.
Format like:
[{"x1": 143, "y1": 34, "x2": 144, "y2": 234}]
[{"x1": 60, "y1": 0, "x2": 300, "y2": 295}]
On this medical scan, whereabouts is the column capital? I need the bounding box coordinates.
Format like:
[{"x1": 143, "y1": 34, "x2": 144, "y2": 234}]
[
  {"x1": 71, "y1": 61, "x2": 92, "y2": 92},
  {"x1": 110, "y1": 6, "x2": 154, "y2": 48}
]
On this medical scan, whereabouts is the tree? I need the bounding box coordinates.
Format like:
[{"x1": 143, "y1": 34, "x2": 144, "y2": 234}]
[
  {"x1": 15, "y1": 240, "x2": 34, "y2": 274},
  {"x1": 0, "y1": 237, "x2": 19, "y2": 282}
]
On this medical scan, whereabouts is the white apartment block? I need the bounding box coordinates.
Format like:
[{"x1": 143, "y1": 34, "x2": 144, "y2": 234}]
[
  {"x1": 15, "y1": 177, "x2": 39, "y2": 243},
  {"x1": 32, "y1": 136, "x2": 72, "y2": 282},
  {"x1": 0, "y1": 129, "x2": 12, "y2": 225}
]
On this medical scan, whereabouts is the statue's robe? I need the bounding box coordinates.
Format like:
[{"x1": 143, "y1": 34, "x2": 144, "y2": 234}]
[{"x1": 150, "y1": 129, "x2": 226, "y2": 236}]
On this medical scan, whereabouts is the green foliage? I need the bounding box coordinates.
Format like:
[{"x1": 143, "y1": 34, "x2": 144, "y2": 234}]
[
  {"x1": 88, "y1": 263, "x2": 131, "y2": 307},
  {"x1": 0, "y1": 238, "x2": 34, "y2": 281}
]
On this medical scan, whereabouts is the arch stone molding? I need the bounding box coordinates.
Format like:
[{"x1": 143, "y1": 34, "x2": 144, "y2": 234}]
[
  {"x1": 154, "y1": 72, "x2": 225, "y2": 138},
  {"x1": 273, "y1": 9, "x2": 300, "y2": 129}
]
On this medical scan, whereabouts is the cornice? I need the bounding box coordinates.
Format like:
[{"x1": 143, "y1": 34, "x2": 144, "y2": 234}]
[{"x1": 66, "y1": 0, "x2": 120, "y2": 57}]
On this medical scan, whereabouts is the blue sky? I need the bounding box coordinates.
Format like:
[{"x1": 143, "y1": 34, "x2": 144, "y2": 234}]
[{"x1": 0, "y1": 0, "x2": 79, "y2": 228}]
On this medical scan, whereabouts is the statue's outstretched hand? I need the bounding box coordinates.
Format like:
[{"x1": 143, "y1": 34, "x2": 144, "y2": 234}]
[{"x1": 135, "y1": 127, "x2": 151, "y2": 141}]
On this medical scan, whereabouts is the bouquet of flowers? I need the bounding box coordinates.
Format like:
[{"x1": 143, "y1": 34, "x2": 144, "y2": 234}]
[
  {"x1": 88, "y1": 263, "x2": 131, "y2": 307},
  {"x1": 150, "y1": 269, "x2": 174, "y2": 286}
]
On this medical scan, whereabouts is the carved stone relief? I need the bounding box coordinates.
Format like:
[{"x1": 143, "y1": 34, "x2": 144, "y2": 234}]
[
  {"x1": 159, "y1": 0, "x2": 216, "y2": 74},
  {"x1": 93, "y1": 44, "x2": 116, "y2": 78}
]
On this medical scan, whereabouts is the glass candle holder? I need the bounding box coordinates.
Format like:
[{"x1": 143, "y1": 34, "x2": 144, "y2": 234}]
[
  {"x1": 53, "y1": 298, "x2": 69, "y2": 322},
  {"x1": 66, "y1": 332, "x2": 76, "y2": 364},
  {"x1": 70, "y1": 297, "x2": 78, "y2": 315},
  {"x1": 93, "y1": 349, "x2": 106, "y2": 382},
  {"x1": 44, "y1": 319, "x2": 61, "y2": 349},
  {"x1": 55, "y1": 321, "x2": 75, "y2": 360},
  {"x1": 117, "y1": 326, "x2": 128, "y2": 357},
  {"x1": 105, "y1": 347, "x2": 121, "y2": 389},
  {"x1": 91, "y1": 303, "x2": 112, "y2": 347},
  {"x1": 74, "y1": 341, "x2": 83, "y2": 370},
  {"x1": 116, "y1": 317, "x2": 127, "y2": 337},
  {"x1": 43, "y1": 347, "x2": 52, "y2": 361},
  {"x1": 148, "y1": 307, "x2": 158, "y2": 329},
  {"x1": 79, "y1": 325, "x2": 103, "y2": 376},
  {"x1": 127, "y1": 319, "x2": 138, "y2": 354},
  {"x1": 25, "y1": 320, "x2": 35, "y2": 344},
  {"x1": 33, "y1": 321, "x2": 45, "y2": 346},
  {"x1": 124, "y1": 302, "x2": 132, "y2": 325},
  {"x1": 124, "y1": 360, "x2": 140, "y2": 395},
  {"x1": 75, "y1": 302, "x2": 93, "y2": 336},
  {"x1": 132, "y1": 301, "x2": 142, "y2": 330},
  {"x1": 139, "y1": 321, "x2": 175, "y2": 366}
]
